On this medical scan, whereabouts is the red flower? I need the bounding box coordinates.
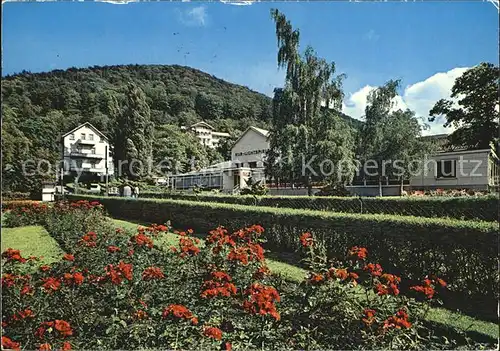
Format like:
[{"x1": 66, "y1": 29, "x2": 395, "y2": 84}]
[
  {"x1": 105, "y1": 261, "x2": 133, "y2": 285},
  {"x1": 410, "y1": 285, "x2": 435, "y2": 299},
  {"x1": 142, "y1": 267, "x2": 165, "y2": 281},
  {"x1": 61, "y1": 342, "x2": 72, "y2": 351},
  {"x1": 21, "y1": 284, "x2": 34, "y2": 296},
  {"x1": 40, "y1": 265, "x2": 51, "y2": 272},
  {"x1": 362, "y1": 308, "x2": 376, "y2": 326},
  {"x1": 201, "y1": 271, "x2": 237, "y2": 298},
  {"x1": 163, "y1": 304, "x2": 197, "y2": 324},
  {"x1": 299, "y1": 232, "x2": 314, "y2": 247},
  {"x1": 130, "y1": 233, "x2": 154, "y2": 249},
  {"x1": 63, "y1": 272, "x2": 84, "y2": 286},
  {"x1": 11, "y1": 309, "x2": 34, "y2": 321},
  {"x1": 223, "y1": 342, "x2": 232, "y2": 351},
  {"x1": 383, "y1": 309, "x2": 412, "y2": 329},
  {"x1": 308, "y1": 273, "x2": 324, "y2": 285},
  {"x1": 54, "y1": 320, "x2": 73, "y2": 337},
  {"x1": 203, "y1": 326, "x2": 223, "y2": 341},
  {"x1": 63, "y1": 254, "x2": 74, "y2": 262},
  {"x1": 38, "y1": 343, "x2": 52, "y2": 351},
  {"x1": 242, "y1": 283, "x2": 280, "y2": 321},
  {"x1": 348, "y1": 246, "x2": 368, "y2": 260},
  {"x1": 2, "y1": 248, "x2": 27, "y2": 263},
  {"x1": 364, "y1": 263, "x2": 383, "y2": 277},
  {"x1": 107, "y1": 246, "x2": 121, "y2": 253},
  {"x1": 42, "y1": 277, "x2": 61, "y2": 293},
  {"x1": 177, "y1": 237, "x2": 201, "y2": 257},
  {"x1": 333, "y1": 268, "x2": 348, "y2": 281},
  {"x1": 2, "y1": 336, "x2": 21, "y2": 350},
  {"x1": 133, "y1": 310, "x2": 148, "y2": 320}
]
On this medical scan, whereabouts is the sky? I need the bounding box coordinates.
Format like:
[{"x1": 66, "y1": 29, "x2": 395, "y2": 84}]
[{"x1": 2, "y1": 0, "x2": 499, "y2": 135}]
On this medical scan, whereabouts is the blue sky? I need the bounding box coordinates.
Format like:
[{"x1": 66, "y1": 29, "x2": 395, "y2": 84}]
[{"x1": 2, "y1": 0, "x2": 498, "y2": 133}]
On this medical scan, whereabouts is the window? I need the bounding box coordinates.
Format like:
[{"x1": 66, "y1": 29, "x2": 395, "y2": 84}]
[
  {"x1": 249, "y1": 162, "x2": 257, "y2": 168},
  {"x1": 90, "y1": 162, "x2": 96, "y2": 168},
  {"x1": 69, "y1": 134, "x2": 75, "y2": 140},
  {"x1": 91, "y1": 147, "x2": 96, "y2": 154},
  {"x1": 89, "y1": 134, "x2": 94, "y2": 141},
  {"x1": 81, "y1": 133, "x2": 86, "y2": 140},
  {"x1": 436, "y1": 159, "x2": 456, "y2": 179}
]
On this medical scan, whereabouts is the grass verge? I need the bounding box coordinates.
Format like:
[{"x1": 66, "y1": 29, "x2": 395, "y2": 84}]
[{"x1": 1, "y1": 225, "x2": 65, "y2": 269}]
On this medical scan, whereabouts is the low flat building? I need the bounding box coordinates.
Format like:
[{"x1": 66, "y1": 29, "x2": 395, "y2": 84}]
[{"x1": 170, "y1": 126, "x2": 270, "y2": 193}]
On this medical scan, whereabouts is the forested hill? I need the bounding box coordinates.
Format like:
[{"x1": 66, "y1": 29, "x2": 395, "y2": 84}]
[
  {"x1": 2, "y1": 64, "x2": 361, "y2": 193},
  {"x1": 2, "y1": 64, "x2": 275, "y2": 135},
  {"x1": 2, "y1": 64, "x2": 361, "y2": 134}
]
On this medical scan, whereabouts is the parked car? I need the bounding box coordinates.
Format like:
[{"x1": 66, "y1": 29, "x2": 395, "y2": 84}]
[{"x1": 89, "y1": 183, "x2": 101, "y2": 194}]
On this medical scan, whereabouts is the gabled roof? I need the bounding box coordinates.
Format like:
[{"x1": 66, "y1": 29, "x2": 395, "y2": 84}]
[
  {"x1": 231, "y1": 126, "x2": 270, "y2": 150},
  {"x1": 190, "y1": 121, "x2": 215, "y2": 130},
  {"x1": 62, "y1": 122, "x2": 109, "y2": 141}
]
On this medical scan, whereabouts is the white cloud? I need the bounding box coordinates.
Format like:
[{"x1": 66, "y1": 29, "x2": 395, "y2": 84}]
[
  {"x1": 177, "y1": 6, "x2": 208, "y2": 27},
  {"x1": 342, "y1": 67, "x2": 470, "y2": 136},
  {"x1": 220, "y1": 0, "x2": 255, "y2": 5}
]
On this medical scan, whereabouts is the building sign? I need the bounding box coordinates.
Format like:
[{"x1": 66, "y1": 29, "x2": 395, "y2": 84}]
[{"x1": 234, "y1": 149, "x2": 269, "y2": 157}]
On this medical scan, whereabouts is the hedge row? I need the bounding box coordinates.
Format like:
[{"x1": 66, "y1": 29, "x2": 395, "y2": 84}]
[
  {"x1": 138, "y1": 192, "x2": 498, "y2": 222},
  {"x1": 2, "y1": 191, "x2": 32, "y2": 200},
  {"x1": 67, "y1": 194, "x2": 498, "y2": 320}
]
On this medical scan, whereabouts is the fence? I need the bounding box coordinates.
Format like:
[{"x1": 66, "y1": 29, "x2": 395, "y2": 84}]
[{"x1": 138, "y1": 192, "x2": 498, "y2": 222}]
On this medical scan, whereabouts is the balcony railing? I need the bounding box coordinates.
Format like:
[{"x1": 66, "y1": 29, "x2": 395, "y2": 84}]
[
  {"x1": 68, "y1": 165, "x2": 105, "y2": 173},
  {"x1": 66, "y1": 152, "x2": 104, "y2": 159}
]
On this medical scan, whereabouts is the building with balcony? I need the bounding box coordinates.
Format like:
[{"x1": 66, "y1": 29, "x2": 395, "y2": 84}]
[
  {"x1": 61, "y1": 122, "x2": 114, "y2": 180},
  {"x1": 181, "y1": 121, "x2": 231, "y2": 148}
]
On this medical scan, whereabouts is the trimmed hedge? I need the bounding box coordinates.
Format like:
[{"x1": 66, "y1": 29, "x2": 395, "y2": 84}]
[
  {"x1": 67, "y1": 194, "x2": 498, "y2": 320},
  {"x1": 2, "y1": 191, "x2": 32, "y2": 200},
  {"x1": 138, "y1": 192, "x2": 499, "y2": 222}
]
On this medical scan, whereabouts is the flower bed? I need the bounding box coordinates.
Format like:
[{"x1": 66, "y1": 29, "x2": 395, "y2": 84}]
[
  {"x1": 2, "y1": 201, "x2": 493, "y2": 350},
  {"x1": 62, "y1": 195, "x2": 498, "y2": 321}
]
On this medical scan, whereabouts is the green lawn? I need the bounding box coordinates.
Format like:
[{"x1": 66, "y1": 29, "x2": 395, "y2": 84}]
[
  {"x1": 111, "y1": 217, "x2": 498, "y2": 341},
  {"x1": 1, "y1": 225, "x2": 65, "y2": 268}
]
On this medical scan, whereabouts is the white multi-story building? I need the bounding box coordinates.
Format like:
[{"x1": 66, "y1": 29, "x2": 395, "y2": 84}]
[
  {"x1": 181, "y1": 121, "x2": 231, "y2": 148},
  {"x1": 61, "y1": 122, "x2": 114, "y2": 178}
]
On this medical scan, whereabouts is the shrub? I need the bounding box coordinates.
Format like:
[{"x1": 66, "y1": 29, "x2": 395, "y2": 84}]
[
  {"x1": 65, "y1": 195, "x2": 498, "y2": 320},
  {"x1": 2, "y1": 205, "x2": 492, "y2": 349},
  {"x1": 137, "y1": 192, "x2": 498, "y2": 221}
]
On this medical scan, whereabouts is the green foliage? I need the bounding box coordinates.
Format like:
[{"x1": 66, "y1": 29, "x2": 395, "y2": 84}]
[
  {"x1": 267, "y1": 10, "x2": 357, "y2": 193},
  {"x1": 66, "y1": 195, "x2": 499, "y2": 321},
  {"x1": 358, "y1": 80, "x2": 434, "y2": 191},
  {"x1": 240, "y1": 177, "x2": 268, "y2": 196},
  {"x1": 136, "y1": 192, "x2": 498, "y2": 222},
  {"x1": 429, "y1": 62, "x2": 499, "y2": 151}
]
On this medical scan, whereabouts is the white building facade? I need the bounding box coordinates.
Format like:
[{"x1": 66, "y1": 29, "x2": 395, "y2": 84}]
[
  {"x1": 182, "y1": 121, "x2": 231, "y2": 149},
  {"x1": 409, "y1": 148, "x2": 499, "y2": 191},
  {"x1": 170, "y1": 126, "x2": 270, "y2": 193},
  {"x1": 61, "y1": 122, "x2": 114, "y2": 178}
]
